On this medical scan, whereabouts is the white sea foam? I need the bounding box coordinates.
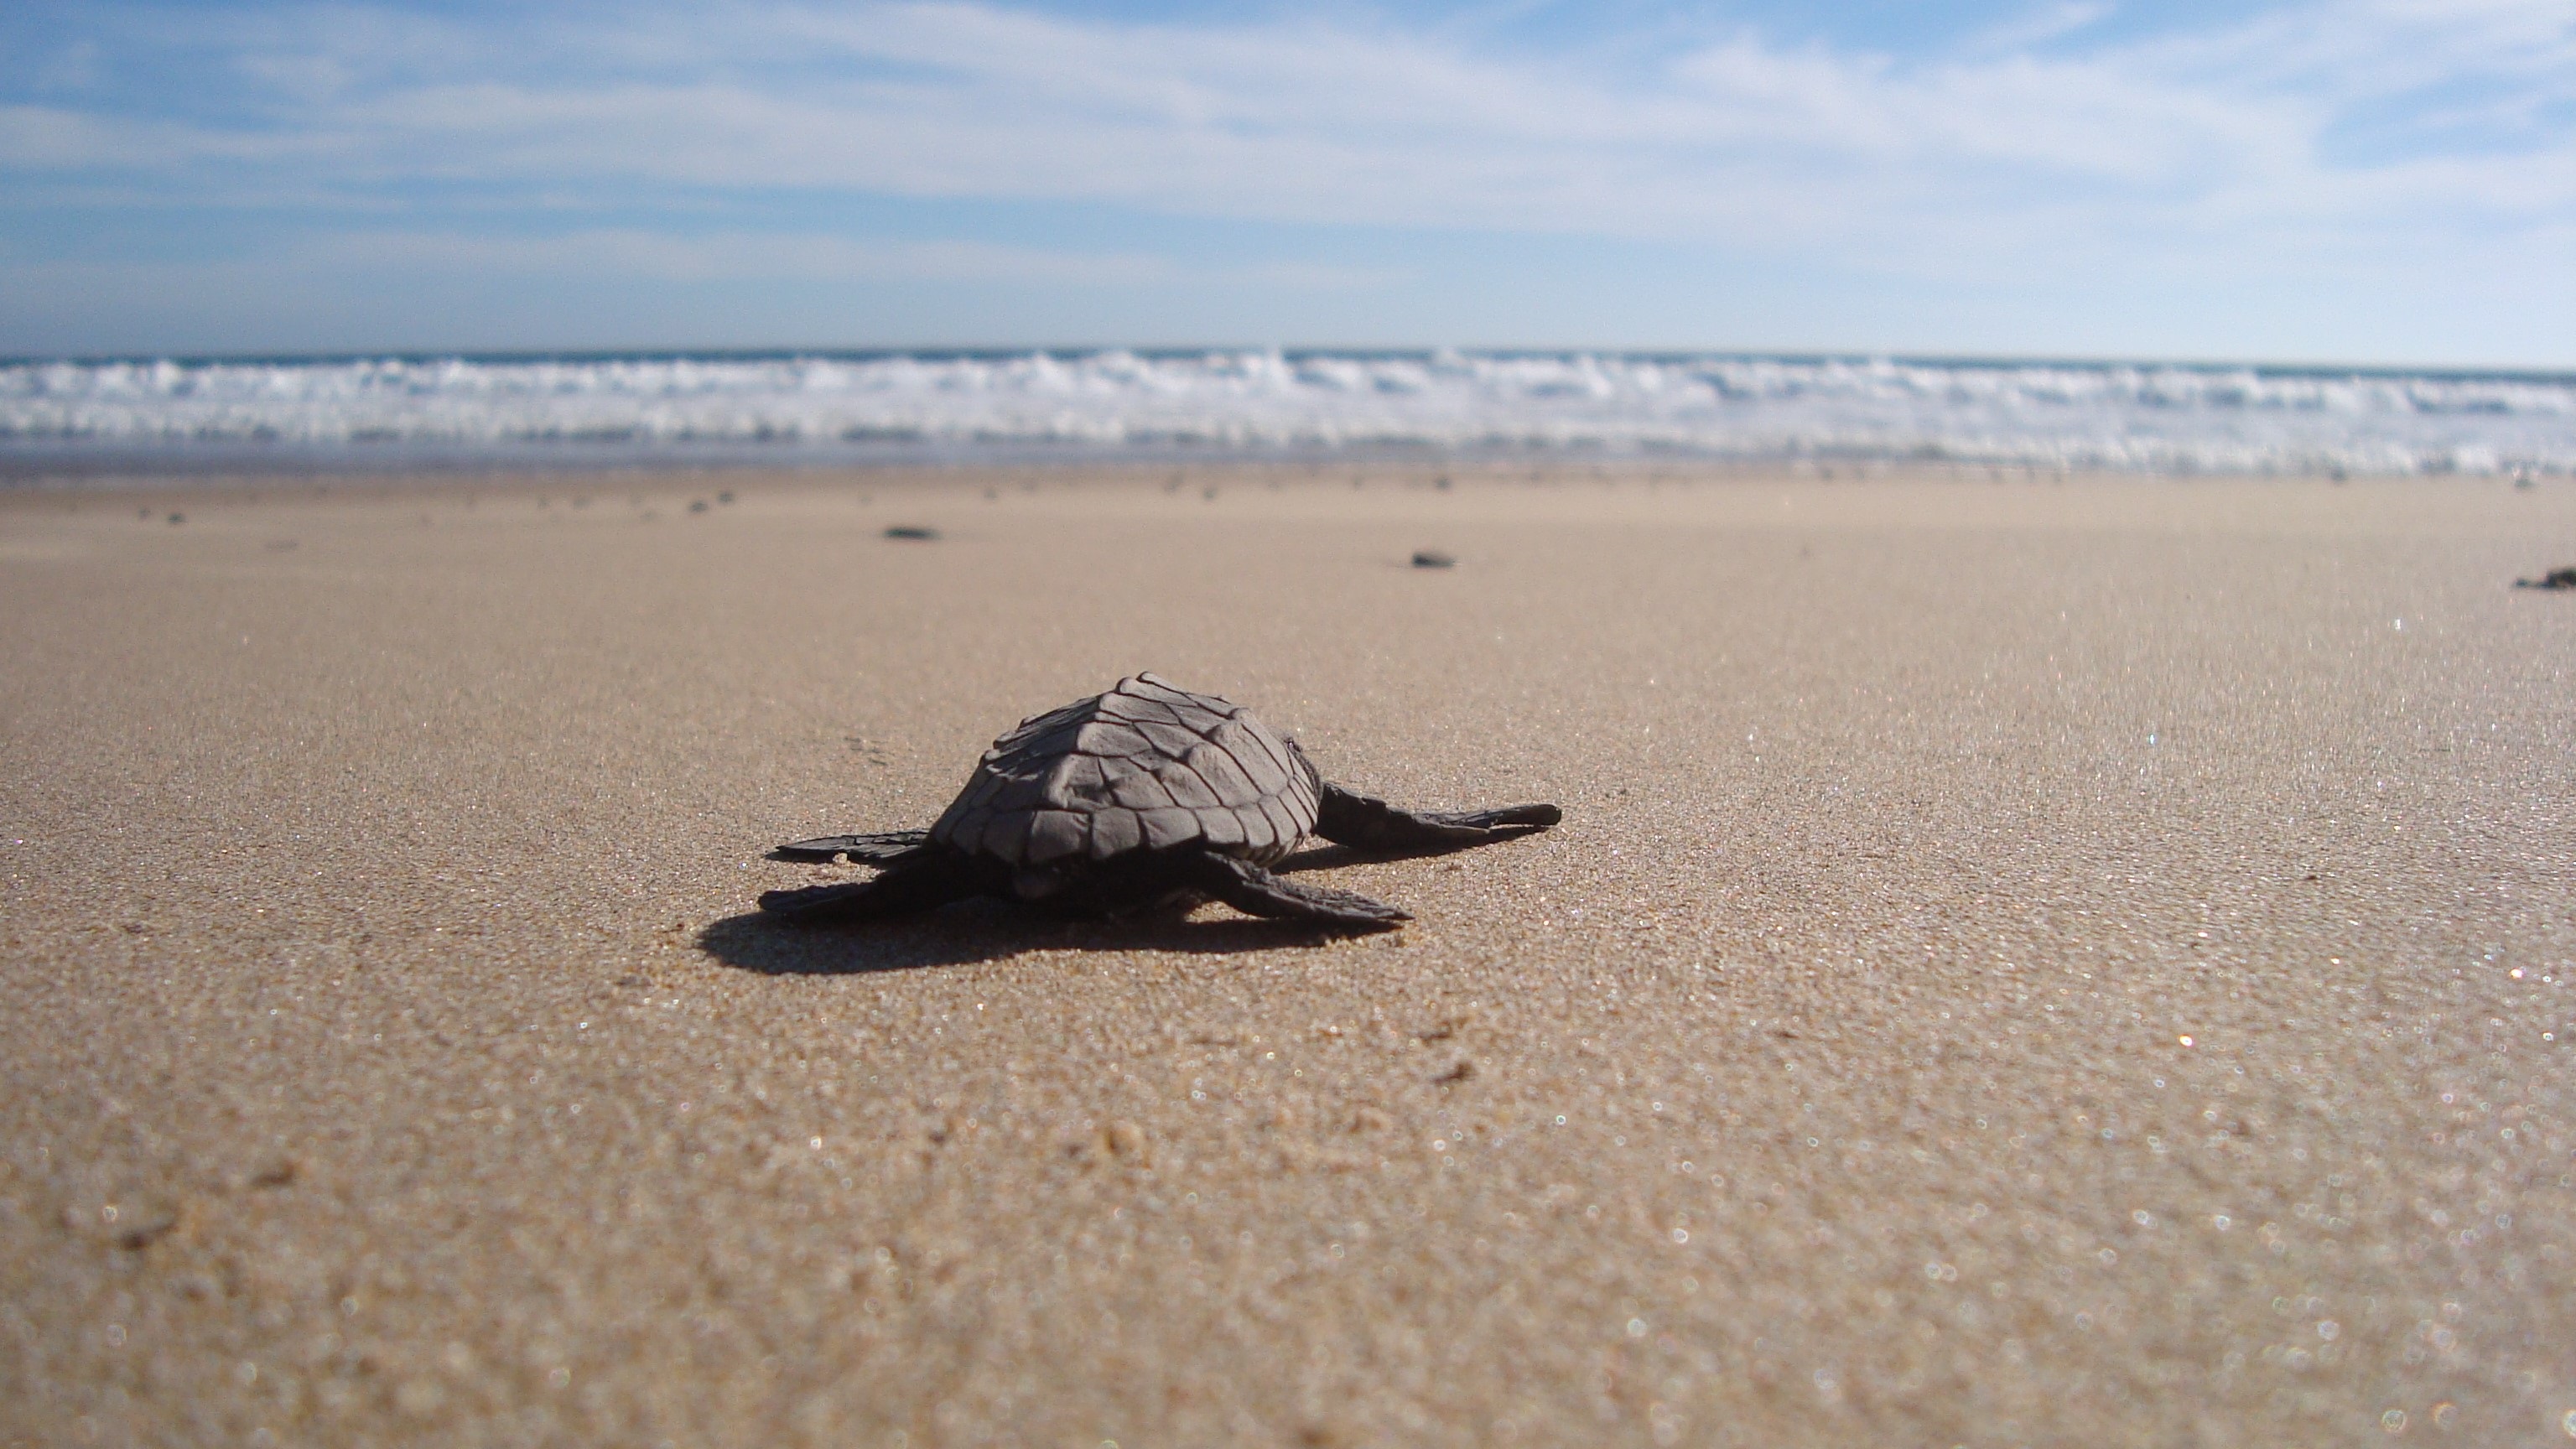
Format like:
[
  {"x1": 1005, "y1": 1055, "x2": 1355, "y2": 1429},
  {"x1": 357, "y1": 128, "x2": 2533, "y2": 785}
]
[{"x1": 3, "y1": 350, "x2": 2569, "y2": 475}]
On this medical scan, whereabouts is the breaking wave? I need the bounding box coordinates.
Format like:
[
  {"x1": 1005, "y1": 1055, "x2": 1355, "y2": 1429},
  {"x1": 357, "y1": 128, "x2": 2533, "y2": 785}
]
[{"x1": 3, "y1": 349, "x2": 2570, "y2": 476}]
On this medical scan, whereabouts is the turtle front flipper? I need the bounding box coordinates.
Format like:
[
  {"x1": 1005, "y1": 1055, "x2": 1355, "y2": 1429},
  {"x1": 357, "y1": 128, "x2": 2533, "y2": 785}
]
[
  {"x1": 759, "y1": 855, "x2": 978, "y2": 924},
  {"x1": 1314, "y1": 784, "x2": 1561, "y2": 853},
  {"x1": 769, "y1": 828, "x2": 932, "y2": 864},
  {"x1": 1180, "y1": 853, "x2": 1410, "y2": 932}
]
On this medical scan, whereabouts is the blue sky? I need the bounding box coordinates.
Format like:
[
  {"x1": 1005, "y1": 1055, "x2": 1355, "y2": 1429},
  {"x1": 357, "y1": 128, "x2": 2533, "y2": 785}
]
[{"x1": 2, "y1": 0, "x2": 2568, "y2": 362}]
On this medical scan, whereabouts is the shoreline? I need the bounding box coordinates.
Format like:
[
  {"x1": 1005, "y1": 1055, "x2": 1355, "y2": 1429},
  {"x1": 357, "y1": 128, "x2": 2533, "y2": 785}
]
[{"x1": 0, "y1": 453, "x2": 2534, "y2": 502}]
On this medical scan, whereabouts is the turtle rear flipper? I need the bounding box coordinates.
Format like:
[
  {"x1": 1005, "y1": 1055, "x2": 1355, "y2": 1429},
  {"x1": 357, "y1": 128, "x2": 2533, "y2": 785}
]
[
  {"x1": 769, "y1": 829, "x2": 932, "y2": 864},
  {"x1": 1182, "y1": 853, "x2": 1410, "y2": 932},
  {"x1": 1315, "y1": 784, "x2": 1561, "y2": 853},
  {"x1": 760, "y1": 855, "x2": 975, "y2": 924}
]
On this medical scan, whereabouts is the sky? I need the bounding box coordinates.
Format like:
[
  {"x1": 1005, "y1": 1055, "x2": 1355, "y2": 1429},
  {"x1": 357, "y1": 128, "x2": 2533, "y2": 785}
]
[{"x1": 1, "y1": 0, "x2": 2568, "y2": 364}]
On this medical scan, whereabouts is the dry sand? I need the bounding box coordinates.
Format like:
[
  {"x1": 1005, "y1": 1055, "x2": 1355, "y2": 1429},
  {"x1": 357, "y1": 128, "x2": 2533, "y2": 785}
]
[{"x1": 3, "y1": 465, "x2": 2572, "y2": 1447}]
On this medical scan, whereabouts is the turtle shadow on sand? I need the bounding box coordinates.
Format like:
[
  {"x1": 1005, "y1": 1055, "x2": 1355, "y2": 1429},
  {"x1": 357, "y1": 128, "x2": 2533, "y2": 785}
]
[{"x1": 697, "y1": 843, "x2": 1499, "y2": 976}]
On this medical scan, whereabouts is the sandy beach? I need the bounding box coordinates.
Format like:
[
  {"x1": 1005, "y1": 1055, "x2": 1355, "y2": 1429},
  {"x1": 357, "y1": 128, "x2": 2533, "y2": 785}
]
[{"x1": 3, "y1": 464, "x2": 2571, "y2": 1446}]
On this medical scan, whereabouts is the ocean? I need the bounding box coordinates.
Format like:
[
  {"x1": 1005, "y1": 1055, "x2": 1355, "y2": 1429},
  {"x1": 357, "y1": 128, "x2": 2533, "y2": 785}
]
[{"x1": 3, "y1": 348, "x2": 2569, "y2": 480}]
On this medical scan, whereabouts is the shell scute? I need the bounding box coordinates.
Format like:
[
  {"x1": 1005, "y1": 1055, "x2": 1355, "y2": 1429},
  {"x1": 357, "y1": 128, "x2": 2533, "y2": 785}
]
[
  {"x1": 1097, "y1": 691, "x2": 1182, "y2": 726},
  {"x1": 1258, "y1": 794, "x2": 1304, "y2": 845},
  {"x1": 1123, "y1": 674, "x2": 1203, "y2": 709},
  {"x1": 1244, "y1": 722, "x2": 1298, "y2": 779},
  {"x1": 1134, "y1": 719, "x2": 1205, "y2": 757},
  {"x1": 1107, "y1": 769, "x2": 1177, "y2": 810},
  {"x1": 1087, "y1": 808, "x2": 1144, "y2": 858},
  {"x1": 1196, "y1": 806, "x2": 1247, "y2": 847},
  {"x1": 1026, "y1": 810, "x2": 1088, "y2": 863},
  {"x1": 1183, "y1": 742, "x2": 1260, "y2": 807},
  {"x1": 1210, "y1": 720, "x2": 1288, "y2": 793},
  {"x1": 1137, "y1": 807, "x2": 1201, "y2": 849},
  {"x1": 1073, "y1": 719, "x2": 1154, "y2": 759},
  {"x1": 1012, "y1": 724, "x2": 1082, "y2": 765},
  {"x1": 1156, "y1": 761, "x2": 1223, "y2": 809},
  {"x1": 996, "y1": 704, "x2": 1083, "y2": 751},
  {"x1": 1044, "y1": 752, "x2": 1114, "y2": 808},
  {"x1": 1239, "y1": 804, "x2": 1277, "y2": 852},
  {"x1": 932, "y1": 803, "x2": 989, "y2": 848}
]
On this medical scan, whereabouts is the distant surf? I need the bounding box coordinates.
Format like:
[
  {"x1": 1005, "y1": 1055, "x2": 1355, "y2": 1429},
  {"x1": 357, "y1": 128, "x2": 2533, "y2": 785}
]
[{"x1": 3, "y1": 349, "x2": 2568, "y2": 480}]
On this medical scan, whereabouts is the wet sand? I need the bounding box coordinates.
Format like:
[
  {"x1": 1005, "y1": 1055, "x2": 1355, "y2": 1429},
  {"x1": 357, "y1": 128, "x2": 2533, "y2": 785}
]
[{"x1": 3, "y1": 465, "x2": 2572, "y2": 1446}]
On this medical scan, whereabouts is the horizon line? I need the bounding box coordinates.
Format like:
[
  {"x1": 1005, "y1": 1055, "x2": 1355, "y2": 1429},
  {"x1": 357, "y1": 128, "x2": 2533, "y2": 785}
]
[{"x1": 8, "y1": 345, "x2": 2573, "y2": 383}]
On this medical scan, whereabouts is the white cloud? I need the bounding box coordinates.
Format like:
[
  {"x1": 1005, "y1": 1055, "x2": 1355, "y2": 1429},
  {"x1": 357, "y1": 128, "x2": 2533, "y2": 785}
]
[
  {"x1": 2, "y1": 0, "x2": 2568, "y2": 356},
  {"x1": 341, "y1": 228, "x2": 1176, "y2": 285},
  {"x1": 1962, "y1": 3, "x2": 2116, "y2": 56},
  {"x1": 0, "y1": 101, "x2": 341, "y2": 169},
  {"x1": 27, "y1": 3, "x2": 2561, "y2": 242}
]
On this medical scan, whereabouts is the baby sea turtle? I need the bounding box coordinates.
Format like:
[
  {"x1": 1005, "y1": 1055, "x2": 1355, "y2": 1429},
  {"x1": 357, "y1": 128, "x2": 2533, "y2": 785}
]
[{"x1": 761, "y1": 673, "x2": 1560, "y2": 932}]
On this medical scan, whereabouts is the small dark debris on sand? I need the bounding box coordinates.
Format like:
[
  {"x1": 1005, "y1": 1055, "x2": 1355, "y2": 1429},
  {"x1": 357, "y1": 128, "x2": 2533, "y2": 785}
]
[
  {"x1": 247, "y1": 1158, "x2": 300, "y2": 1190},
  {"x1": 885, "y1": 526, "x2": 940, "y2": 542},
  {"x1": 2514, "y1": 566, "x2": 2576, "y2": 590},
  {"x1": 167, "y1": 512, "x2": 185, "y2": 525},
  {"x1": 1411, "y1": 550, "x2": 1457, "y2": 569},
  {"x1": 116, "y1": 1218, "x2": 179, "y2": 1252},
  {"x1": 688, "y1": 499, "x2": 710, "y2": 513},
  {"x1": 717, "y1": 490, "x2": 735, "y2": 505}
]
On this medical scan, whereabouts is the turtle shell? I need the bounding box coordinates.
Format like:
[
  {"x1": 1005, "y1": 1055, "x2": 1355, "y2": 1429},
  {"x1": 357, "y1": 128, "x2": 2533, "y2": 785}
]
[{"x1": 928, "y1": 674, "x2": 1321, "y2": 869}]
